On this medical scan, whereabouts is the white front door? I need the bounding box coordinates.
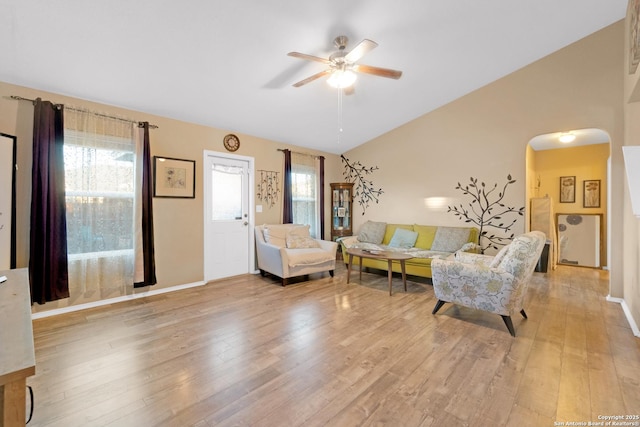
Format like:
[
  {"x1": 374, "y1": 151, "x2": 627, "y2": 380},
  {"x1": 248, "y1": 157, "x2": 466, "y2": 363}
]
[{"x1": 203, "y1": 151, "x2": 255, "y2": 282}]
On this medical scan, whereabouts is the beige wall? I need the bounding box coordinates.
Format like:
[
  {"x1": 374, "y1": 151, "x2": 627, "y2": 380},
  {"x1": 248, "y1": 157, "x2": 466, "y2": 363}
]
[
  {"x1": 532, "y1": 143, "x2": 610, "y2": 266},
  {"x1": 345, "y1": 21, "x2": 623, "y2": 246},
  {"x1": 623, "y1": 0, "x2": 640, "y2": 334},
  {"x1": 0, "y1": 81, "x2": 343, "y2": 312},
  {"x1": 344, "y1": 21, "x2": 626, "y2": 303},
  {"x1": 345, "y1": 16, "x2": 640, "y2": 332}
]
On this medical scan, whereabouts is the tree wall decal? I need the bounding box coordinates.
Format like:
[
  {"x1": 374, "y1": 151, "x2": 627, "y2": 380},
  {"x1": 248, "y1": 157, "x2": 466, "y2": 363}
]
[
  {"x1": 340, "y1": 155, "x2": 383, "y2": 215},
  {"x1": 448, "y1": 174, "x2": 524, "y2": 253}
]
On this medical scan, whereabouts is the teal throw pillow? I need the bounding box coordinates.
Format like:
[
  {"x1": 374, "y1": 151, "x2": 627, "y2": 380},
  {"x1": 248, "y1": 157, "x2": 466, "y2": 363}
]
[{"x1": 388, "y1": 228, "x2": 418, "y2": 248}]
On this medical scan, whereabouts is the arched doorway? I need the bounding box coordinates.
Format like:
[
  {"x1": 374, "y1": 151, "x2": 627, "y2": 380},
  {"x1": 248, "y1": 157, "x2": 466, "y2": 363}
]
[{"x1": 526, "y1": 128, "x2": 610, "y2": 270}]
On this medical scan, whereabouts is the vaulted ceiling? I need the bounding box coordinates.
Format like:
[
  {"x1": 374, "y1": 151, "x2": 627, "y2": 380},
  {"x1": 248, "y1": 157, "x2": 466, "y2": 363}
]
[{"x1": 0, "y1": 1, "x2": 627, "y2": 154}]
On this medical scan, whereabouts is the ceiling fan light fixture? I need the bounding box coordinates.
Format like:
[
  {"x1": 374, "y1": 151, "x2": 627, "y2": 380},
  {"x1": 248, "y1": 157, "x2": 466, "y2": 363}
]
[
  {"x1": 327, "y1": 69, "x2": 357, "y2": 88},
  {"x1": 289, "y1": 36, "x2": 402, "y2": 89},
  {"x1": 559, "y1": 132, "x2": 576, "y2": 143}
]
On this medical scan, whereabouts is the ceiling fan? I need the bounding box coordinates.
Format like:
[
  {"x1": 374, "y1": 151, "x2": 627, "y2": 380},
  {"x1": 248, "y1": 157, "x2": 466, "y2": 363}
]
[{"x1": 288, "y1": 35, "x2": 402, "y2": 91}]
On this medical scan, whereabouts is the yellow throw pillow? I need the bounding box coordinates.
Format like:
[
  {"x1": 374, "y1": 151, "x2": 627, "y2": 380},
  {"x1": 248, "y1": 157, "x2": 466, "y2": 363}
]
[{"x1": 413, "y1": 224, "x2": 437, "y2": 249}]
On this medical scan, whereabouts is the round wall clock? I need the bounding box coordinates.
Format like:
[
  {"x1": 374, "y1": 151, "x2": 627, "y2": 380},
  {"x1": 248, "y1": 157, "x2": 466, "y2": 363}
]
[{"x1": 223, "y1": 134, "x2": 240, "y2": 152}]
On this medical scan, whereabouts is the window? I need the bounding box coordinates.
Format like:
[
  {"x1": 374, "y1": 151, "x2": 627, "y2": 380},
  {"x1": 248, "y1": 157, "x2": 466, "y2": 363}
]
[
  {"x1": 291, "y1": 154, "x2": 319, "y2": 237},
  {"x1": 64, "y1": 130, "x2": 135, "y2": 256},
  {"x1": 63, "y1": 109, "x2": 138, "y2": 293}
]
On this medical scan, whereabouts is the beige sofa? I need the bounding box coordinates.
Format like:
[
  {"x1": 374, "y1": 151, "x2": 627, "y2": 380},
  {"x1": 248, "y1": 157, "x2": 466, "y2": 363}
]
[
  {"x1": 338, "y1": 221, "x2": 479, "y2": 279},
  {"x1": 255, "y1": 224, "x2": 337, "y2": 286}
]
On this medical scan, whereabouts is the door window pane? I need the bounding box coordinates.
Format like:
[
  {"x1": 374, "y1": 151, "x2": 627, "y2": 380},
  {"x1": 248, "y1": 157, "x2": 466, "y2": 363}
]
[{"x1": 211, "y1": 164, "x2": 243, "y2": 221}]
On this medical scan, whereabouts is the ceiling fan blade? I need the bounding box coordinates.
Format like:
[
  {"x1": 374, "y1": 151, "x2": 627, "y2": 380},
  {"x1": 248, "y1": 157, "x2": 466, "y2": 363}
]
[
  {"x1": 292, "y1": 69, "x2": 331, "y2": 87},
  {"x1": 343, "y1": 85, "x2": 355, "y2": 96},
  {"x1": 353, "y1": 64, "x2": 403, "y2": 80},
  {"x1": 287, "y1": 52, "x2": 331, "y2": 64},
  {"x1": 345, "y1": 39, "x2": 378, "y2": 63}
]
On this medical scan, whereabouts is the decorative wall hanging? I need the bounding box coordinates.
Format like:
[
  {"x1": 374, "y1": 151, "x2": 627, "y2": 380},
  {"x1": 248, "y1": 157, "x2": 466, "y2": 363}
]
[
  {"x1": 559, "y1": 176, "x2": 576, "y2": 203},
  {"x1": 448, "y1": 174, "x2": 524, "y2": 253},
  {"x1": 153, "y1": 156, "x2": 196, "y2": 198},
  {"x1": 256, "y1": 170, "x2": 280, "y2": 208},
  {"x1": 340, "y1": 155, "x2": 383, "y2": 215},
  {"x1": 583, "y1": 179, "x2": 601, "y2": 208}
]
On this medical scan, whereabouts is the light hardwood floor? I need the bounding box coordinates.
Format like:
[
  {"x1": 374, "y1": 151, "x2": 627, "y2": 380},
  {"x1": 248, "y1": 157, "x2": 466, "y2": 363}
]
[{"x1": 27, "y1": 264, "x2": 639, "y2": 426}]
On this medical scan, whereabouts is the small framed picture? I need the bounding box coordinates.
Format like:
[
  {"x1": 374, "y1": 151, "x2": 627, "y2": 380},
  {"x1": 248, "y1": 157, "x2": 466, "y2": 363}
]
[
  {"x1": 153, "y1": 156, "x2": 196, "y2": 198},
  {"x1": 583, "y1": 180, "x2": 601, "y2": 208},
  {"x1": 337, "y1": 207, "x2": 346, "y2": 217},
  {"x1": 559, "y1": 176, "x2": 576, "y2": 203}
]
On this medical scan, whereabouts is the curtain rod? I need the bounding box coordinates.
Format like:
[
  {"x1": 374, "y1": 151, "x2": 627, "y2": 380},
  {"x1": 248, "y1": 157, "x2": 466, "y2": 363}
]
[
  {"x1": 10, "y1": 95, "x2": 159, "y2": 129},
  {"x1": 277, "y1": 148, "x2": 324, "y2": 160}
]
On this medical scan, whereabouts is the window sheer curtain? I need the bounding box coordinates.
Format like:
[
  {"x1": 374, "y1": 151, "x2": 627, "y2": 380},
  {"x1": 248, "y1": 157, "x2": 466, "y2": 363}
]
[
  {"x1": 64, "y1": 109, "x2": 138, "y2": 298},
  {"x1": 291, "y1": 152, "x2": 322, "y2": 238}
]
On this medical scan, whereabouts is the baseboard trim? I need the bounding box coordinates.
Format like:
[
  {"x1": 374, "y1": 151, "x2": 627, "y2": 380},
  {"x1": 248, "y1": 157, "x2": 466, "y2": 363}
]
[
  {"x1": 606, "y1": 294, "x2": 640, "y2": 337},
  {"x1": 31, "y1": 280, "x2": 207, "y2": 319}
]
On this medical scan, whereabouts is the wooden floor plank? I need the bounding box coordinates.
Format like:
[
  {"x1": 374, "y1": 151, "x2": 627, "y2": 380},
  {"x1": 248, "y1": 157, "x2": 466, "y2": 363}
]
[{"x1": 23, "y1": 264, "x2": 638, "y2": 426}]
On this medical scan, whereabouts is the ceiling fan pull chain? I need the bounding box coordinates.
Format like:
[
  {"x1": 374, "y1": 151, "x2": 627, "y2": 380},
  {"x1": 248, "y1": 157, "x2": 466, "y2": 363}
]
[{"x1": 337, "y1": 88, "x2": 344, "y2": 144}]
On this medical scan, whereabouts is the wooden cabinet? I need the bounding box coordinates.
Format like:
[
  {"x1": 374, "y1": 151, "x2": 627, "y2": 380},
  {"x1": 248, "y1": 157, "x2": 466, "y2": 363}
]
[{"x1": 330, "y1": 182, "x2": 354, "y2": 240}]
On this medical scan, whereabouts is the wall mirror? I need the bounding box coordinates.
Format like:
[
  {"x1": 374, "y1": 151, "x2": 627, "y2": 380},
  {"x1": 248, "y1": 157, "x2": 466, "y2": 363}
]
[{"x1": 556, "y1": 213, "x2": 602, "y2": 268}]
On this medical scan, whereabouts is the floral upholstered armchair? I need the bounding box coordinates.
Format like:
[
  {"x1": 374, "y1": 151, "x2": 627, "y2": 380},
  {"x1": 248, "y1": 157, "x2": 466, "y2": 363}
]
[{"x1": 431, "y1": 231, "x2": 546, "y2": 336}]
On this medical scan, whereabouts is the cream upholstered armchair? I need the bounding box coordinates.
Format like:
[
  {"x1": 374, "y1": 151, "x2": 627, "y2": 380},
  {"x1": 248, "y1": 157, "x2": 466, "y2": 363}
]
[
  {"x1": 255, "y1": 224, "x2": 337, "y2": 286},
  {"x1": 431, "y1": 231, "x2": 546, "y2": 336}
]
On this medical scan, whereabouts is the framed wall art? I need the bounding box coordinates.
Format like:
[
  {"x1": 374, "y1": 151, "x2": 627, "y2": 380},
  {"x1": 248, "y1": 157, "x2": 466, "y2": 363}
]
[
  {"x1": 583, "y1": 180, "x2": 601, "y2": 208},
  {"x1": 153, "y1": 156, "x2": 196, "y2": 198},
  {"x1": 559, "y1": 176, "x2": 576, "y2": 203}
]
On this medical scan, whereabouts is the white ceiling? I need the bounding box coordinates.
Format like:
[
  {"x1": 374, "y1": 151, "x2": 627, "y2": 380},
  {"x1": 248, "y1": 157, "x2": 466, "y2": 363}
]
[{"x1": 0, "y1": 1, "x2": 627, "y2": 154}]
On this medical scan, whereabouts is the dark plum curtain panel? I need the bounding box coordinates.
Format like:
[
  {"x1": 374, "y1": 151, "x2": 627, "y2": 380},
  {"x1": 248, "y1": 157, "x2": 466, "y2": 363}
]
[
  {"x1": 282, "y1": 149, "x2": 293, "y2": 223},
  {"x1": 134, "y1": 122, "x2": 157, "y2": 288},
  {"x1": 30, "y1": 98, "x2": 69, "y2": 304},
  {"x1": 319, "y1": 155, "x2": 325, "y2": 239}
]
